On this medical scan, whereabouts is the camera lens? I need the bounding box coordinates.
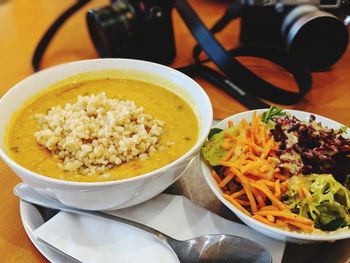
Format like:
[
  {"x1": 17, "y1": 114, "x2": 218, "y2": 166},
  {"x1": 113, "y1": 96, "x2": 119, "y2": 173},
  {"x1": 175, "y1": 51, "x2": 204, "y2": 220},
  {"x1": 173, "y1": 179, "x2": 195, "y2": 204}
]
[
  {"x1": 282, "y1": 5, "x2": 348, "y2": 70},
  {"x1": 86, "y1": 1, "x2": 141, "y2": 58}
]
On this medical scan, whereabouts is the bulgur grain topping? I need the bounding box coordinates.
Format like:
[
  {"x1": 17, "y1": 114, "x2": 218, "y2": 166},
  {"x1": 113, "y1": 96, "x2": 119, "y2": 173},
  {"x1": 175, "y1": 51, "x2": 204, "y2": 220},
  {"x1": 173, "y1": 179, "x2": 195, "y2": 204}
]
[{"x1": 34, "y1": 92, "x2": 164, "y2": 175}]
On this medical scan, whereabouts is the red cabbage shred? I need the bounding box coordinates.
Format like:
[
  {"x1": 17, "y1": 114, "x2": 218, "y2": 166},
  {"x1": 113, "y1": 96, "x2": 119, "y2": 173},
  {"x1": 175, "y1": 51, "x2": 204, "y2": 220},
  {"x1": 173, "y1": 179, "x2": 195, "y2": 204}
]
[{"x1": 271, "y1": 114, "x2": 350, "y2": 184}]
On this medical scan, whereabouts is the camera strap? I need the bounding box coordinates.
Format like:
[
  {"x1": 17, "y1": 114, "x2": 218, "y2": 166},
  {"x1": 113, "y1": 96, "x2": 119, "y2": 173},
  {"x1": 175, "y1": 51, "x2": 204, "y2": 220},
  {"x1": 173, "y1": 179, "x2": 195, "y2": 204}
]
[
  {"x1": 175, "y1": 0, "x2": 312, "y2": 107},
  {"x1": 31, "y1": 0, "x2": 312, "y2": 109},
  {"x1": 32, "y1": 0, "x2": 92, "y2": 72},
  {"x1": 180, "y1": 64, "x2": 270, "y2": 109}
]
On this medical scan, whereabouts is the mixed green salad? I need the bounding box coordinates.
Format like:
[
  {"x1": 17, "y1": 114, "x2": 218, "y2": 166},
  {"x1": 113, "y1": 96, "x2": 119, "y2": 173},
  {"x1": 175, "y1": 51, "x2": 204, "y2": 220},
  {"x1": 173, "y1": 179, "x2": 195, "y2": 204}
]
[{"x1": 202, "y1": 107, "x2": 350, "y2": 233}]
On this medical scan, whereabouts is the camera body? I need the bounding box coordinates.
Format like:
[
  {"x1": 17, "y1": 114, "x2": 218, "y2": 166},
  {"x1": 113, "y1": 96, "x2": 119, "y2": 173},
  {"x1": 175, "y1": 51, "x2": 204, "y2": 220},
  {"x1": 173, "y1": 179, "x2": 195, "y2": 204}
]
[
  {"x1": 87, "y1": 0, "x2": 176, "y2": 65},
  {"x1": 239, "y1": 0, "x2": 349, "y2": 69}
]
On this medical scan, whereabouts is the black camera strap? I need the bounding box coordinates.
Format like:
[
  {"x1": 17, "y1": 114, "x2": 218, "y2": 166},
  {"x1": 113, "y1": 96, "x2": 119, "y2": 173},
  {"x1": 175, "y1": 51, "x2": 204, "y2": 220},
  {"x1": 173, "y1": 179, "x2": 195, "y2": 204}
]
[
  {"x1": 192, "y1": 1, "x2": 243, "y2": 62},
  {"x1": 32, "y1": 0, "x2": 312, "y2": 109},
  {"x1": 180, "y1": 64, "x2": 269, "y2": 109},
  {"x1": 179, "y1": 1, "x2": 270, "y2": 109},
  {"x1": 175, "y1": 0, "x2": 312, "y2": 107},
  {"x1": 32, "y1": 0, "x2": 92, "y2": 72}
]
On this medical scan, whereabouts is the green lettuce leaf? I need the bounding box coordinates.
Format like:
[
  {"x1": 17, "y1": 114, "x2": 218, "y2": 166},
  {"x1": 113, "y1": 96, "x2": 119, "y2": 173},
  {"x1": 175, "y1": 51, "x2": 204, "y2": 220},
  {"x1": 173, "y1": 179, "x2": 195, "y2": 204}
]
[
  {"x1": 316, "y1": 202, "x2": 348, "y2": 231},
  {"x1": 208, "y1": 128, "x2": 223, "y2": 139},
  {"x1": 201, "y1": 127, "x2": 238, "y2": 166},
  {"x1": 283, "y1": 174, "x2": 350, "y2": 231}
]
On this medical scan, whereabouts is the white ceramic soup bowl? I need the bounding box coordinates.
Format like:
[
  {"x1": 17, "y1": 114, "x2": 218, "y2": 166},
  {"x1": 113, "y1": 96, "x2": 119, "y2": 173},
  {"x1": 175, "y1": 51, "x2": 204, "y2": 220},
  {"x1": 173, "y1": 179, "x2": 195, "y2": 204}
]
[
  {"x1": 201, "y1": 109, "x2": 350, "y2": 243},
  {"x1": 0, "y1": 59, "x2": 213, "y2": 210}
]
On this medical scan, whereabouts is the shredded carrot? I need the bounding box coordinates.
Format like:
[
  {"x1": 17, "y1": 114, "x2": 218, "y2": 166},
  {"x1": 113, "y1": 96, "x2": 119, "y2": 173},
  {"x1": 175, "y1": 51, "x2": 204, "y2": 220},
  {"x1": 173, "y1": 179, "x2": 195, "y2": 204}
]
[
  {"x1": 276, "y1": 219, "x2": 287, "y2": 227},
  {"x1": 239, "y1": 159, "x2": 251, "y2": 165},
  {"x1": 251, "y1": 111, "x2": 258, "y2": 127},
  {"x1": 251, "y1": 182, "x2": 287, "y2": 210},
  {"x1": 218, "y1": 161, "x2": 238, "y2": 168},
  {"x1": 255, "y1": 211, "x2": 314, "y2": 226},
  {"x1": 231, "y1": 167, "x2": 250, "y2": 185},
  {"x1": 247, "y1": 153, "x2": 260, "y2": 161},
  {"x1": 259, "y1": 164, "x2": 270, "y2": 173},
  {"x1": 219, "y1": 174, "x2": 234, "y2": 188},
  {"x1": 284, "y1": 219, "x2": 314, "y2": 232},
  {"x1": 211, "y1": 170, "x2": 222, "y2": 184},
  {"x1": 260, "y1": 126, "x2": 267, "y2": 146},
  {"x1": 224, "y1": 194, "x2": 251, "y2": 216},
  {"x1": 267, "y1": 215, "x2": 275, "y2": 222},
  {"x1": 275, "y1": 179, "x2": 281, "y2": 198},
  {"x1": 249, "y1": 127, "x2": 256, "y2": 146},
  {"x1": 280, "y1": 181, "x2": 289, "y2": 192},
  {"x1": 230, "y1": 189, "x2": 246, "y2": 198},
  {"x1": 302, "y1": 186, "x2": 312, "y2": 199},
  {"x1": 259, "y1": 205, "x2": 279, "y2": 211},
  {"x1": 247, "y1": 140, "x2": 262, "y2": 155},
  {"x1": 221, "y1": 138, "x2": 233, "y2": 150},
  {"x1": 298, "y1": 187, "x2": 305, "y2": 199},
  {"x1": 224, "y1": 167, "x2": 235, "y2": 177},
  {"x1": 261, "y1": 137, "x2": 275, "y2": 157},
  {"x1": 252, "y1": 215, "x2": 279, "y2": 227},
  {"x1": 237, "y1": 118, "x2": 249, "y2": 130},
  {"x1": 259, "y1": 179, "x2": 276, "y2": 188},
  {"x1": 224, "y1": 132, "x2": 236, "y2": 139},
  {"x1": 235, "y1": 199, "x2": 251, "y2": 206},
  {"x1": 240, "y1": 160, "x2": 264, "y2": 174},
  {"x1": 241, "y1": 182, "x2": 258, "y2": 212},
  {"x1": 273, "y1": 173, "x2": 288, "y2": 181},
  {"x1": 244, "y1": 174, "x2": 259, "y2": 182},
  {"x1": 221, "y1": 146, "x2": 236, "y2": 162},
  {"x1": 250, "y1": 187, "x2": 266, "y2": 208},
  {"x1": 228, "y1": 120, "x2": 234, "y2": 128},
  {"x1": 247, "y1": 170, "x2": 271, "y2": 180}
]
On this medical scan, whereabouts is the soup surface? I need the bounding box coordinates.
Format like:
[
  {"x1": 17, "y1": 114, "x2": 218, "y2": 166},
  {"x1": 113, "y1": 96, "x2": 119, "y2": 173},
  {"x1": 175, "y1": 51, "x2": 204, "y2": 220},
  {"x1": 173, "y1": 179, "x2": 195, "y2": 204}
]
[{"x1": 6, "y1": 75, "x2": 198, "y2": 182}]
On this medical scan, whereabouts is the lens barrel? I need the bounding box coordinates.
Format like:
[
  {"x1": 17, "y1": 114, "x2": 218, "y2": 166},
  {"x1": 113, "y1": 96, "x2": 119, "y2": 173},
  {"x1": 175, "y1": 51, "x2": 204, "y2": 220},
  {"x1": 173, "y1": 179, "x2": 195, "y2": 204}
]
[{"x1": 282, "y1": 5, "x2": 349, "y2": 70}]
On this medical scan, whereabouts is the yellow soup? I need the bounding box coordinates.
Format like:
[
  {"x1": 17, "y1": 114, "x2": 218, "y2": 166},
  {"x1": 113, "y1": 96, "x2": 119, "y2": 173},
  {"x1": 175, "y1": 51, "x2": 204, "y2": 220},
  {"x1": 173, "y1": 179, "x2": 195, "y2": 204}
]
[{"x1": 6, "y1": 74, "x2": 198, "y2": 182}]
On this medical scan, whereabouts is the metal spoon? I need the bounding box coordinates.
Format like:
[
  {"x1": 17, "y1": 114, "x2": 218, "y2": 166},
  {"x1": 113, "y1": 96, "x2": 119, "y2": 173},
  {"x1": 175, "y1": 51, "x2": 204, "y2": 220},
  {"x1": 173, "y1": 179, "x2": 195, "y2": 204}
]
[{"x1": 14, "y1": 184, "x2": 272, "y2": 263}]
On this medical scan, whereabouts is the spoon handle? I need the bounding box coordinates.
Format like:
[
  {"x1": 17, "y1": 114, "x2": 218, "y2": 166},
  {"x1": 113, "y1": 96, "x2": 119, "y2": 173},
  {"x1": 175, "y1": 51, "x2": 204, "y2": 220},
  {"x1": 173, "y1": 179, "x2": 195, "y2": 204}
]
[{"x1": 14, "y1": 183, "x2": 173, "y2": 244}]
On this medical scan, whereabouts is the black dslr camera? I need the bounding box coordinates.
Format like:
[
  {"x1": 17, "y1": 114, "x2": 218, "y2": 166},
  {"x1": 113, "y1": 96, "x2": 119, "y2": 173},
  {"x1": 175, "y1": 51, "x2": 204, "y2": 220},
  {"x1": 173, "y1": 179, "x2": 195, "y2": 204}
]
[
  {"x1": 239, "y1": 0, "x2": 350, "y2": 69},
  {"x1": 86, "y1": 0, "x2": 176, "y2": 65}
]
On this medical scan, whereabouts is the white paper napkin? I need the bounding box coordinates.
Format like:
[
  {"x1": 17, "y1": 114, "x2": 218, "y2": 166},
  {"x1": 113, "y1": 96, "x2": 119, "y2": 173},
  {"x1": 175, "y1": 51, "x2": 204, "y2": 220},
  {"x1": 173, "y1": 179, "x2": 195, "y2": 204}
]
[{"x1": 34, "y1": 193, "x2": 285, "y2": 263}]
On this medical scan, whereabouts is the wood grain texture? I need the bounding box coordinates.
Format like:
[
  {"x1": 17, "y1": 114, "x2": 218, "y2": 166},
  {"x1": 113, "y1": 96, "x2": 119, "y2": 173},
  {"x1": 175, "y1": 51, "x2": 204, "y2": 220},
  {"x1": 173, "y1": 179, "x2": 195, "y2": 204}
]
[{"x1": 0, "y1": 0, "x2": 349, "y2": 262}]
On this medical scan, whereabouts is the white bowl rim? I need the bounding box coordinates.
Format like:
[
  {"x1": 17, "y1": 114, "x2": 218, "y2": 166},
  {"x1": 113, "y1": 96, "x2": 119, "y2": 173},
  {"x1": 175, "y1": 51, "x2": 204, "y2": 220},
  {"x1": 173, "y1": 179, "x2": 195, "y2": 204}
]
[
  {"x1": 0, "y1": 58, "x2": 213, "y2": 187},
  {"x1": 201, "y1": 108, "x2": 350, "y2": 241}
]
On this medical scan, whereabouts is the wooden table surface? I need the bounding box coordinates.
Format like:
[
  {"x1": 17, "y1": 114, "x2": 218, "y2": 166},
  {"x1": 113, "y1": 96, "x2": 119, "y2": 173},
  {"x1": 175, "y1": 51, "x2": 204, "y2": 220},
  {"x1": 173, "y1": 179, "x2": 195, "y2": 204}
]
[{"x1": 0, "y1": 0, "x2": 349, "y2": 262}]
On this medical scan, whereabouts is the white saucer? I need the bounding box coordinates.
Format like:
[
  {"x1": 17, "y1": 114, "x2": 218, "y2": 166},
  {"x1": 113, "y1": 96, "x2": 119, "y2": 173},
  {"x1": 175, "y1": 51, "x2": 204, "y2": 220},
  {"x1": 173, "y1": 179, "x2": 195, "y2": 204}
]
[
  {"x1": 19, "y1": 192, "x2": 285, "y2": 263},
  {"x1": 20, "y1": 200, "x2": 77, "y2": 262}
]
